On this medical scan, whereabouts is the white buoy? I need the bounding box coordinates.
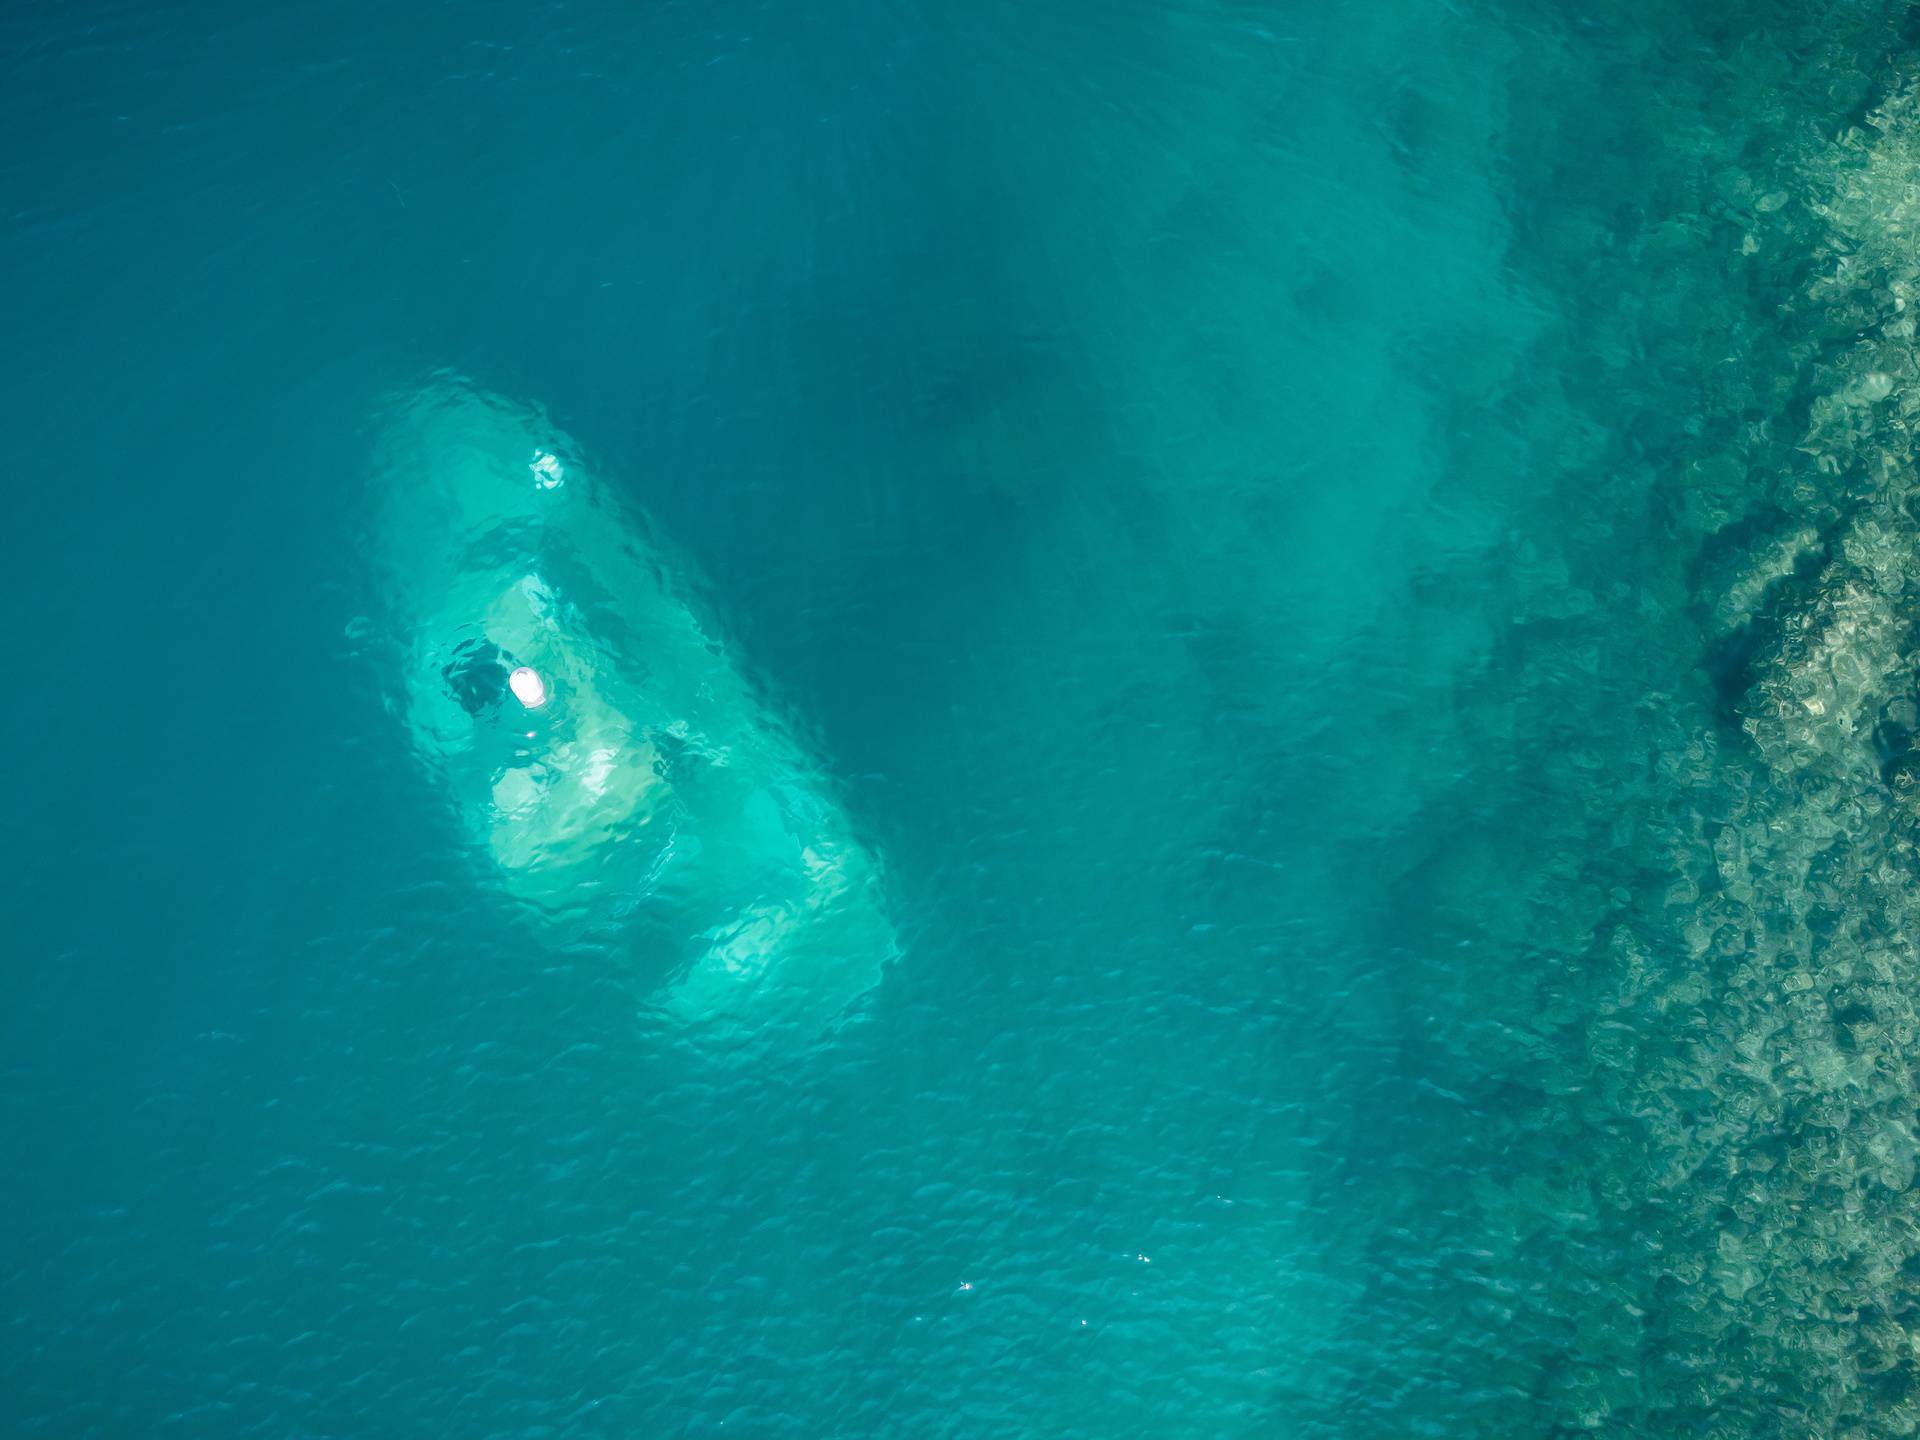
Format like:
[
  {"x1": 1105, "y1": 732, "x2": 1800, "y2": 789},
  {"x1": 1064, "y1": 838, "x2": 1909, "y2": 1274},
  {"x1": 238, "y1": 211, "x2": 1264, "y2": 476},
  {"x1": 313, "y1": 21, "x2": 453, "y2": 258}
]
[
  {"x1": 508, "y1": 666, "x2": 549, "y2": 709},
  {"x1": 531, "y1": 451, "x2": 565, "y2": 489}
]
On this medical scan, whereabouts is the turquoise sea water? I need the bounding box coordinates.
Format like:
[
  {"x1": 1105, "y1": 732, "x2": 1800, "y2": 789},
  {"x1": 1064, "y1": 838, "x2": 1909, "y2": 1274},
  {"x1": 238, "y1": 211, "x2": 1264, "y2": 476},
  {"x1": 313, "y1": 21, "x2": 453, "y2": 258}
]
[{"x1": 12, "y1": 1, "x2": 1920, "y2": 1435}]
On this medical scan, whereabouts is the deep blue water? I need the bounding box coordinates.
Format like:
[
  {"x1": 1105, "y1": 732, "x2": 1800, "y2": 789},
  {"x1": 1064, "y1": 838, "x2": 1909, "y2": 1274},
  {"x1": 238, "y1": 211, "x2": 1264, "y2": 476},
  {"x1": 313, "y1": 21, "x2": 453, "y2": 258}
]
[{"x1": 11, "y1": 2, "x2": 1920, "y2": 1435}]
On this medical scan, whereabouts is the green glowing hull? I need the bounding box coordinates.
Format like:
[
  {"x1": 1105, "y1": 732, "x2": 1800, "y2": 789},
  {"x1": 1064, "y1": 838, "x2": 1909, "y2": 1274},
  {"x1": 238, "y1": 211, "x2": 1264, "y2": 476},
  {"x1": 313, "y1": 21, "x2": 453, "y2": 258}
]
[{"x1": 371, "y1": 375, "x2": 893, "y2": 1039}]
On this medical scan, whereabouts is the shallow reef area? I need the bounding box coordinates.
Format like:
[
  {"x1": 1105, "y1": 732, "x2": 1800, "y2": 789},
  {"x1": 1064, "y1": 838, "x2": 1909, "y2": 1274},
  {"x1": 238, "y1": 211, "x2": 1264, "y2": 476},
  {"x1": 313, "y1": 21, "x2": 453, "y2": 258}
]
[{"x1": 1352, "y1": 9, "x2": 1920, "y2": 1436}]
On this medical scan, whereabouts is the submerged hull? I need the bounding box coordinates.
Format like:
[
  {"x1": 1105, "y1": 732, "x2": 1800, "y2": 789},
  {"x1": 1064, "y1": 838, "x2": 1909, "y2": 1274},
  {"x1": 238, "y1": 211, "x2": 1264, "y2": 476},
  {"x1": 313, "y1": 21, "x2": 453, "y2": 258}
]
[{"x1": 370, "y1": 376, "x2": 893, "y2": 1038}]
